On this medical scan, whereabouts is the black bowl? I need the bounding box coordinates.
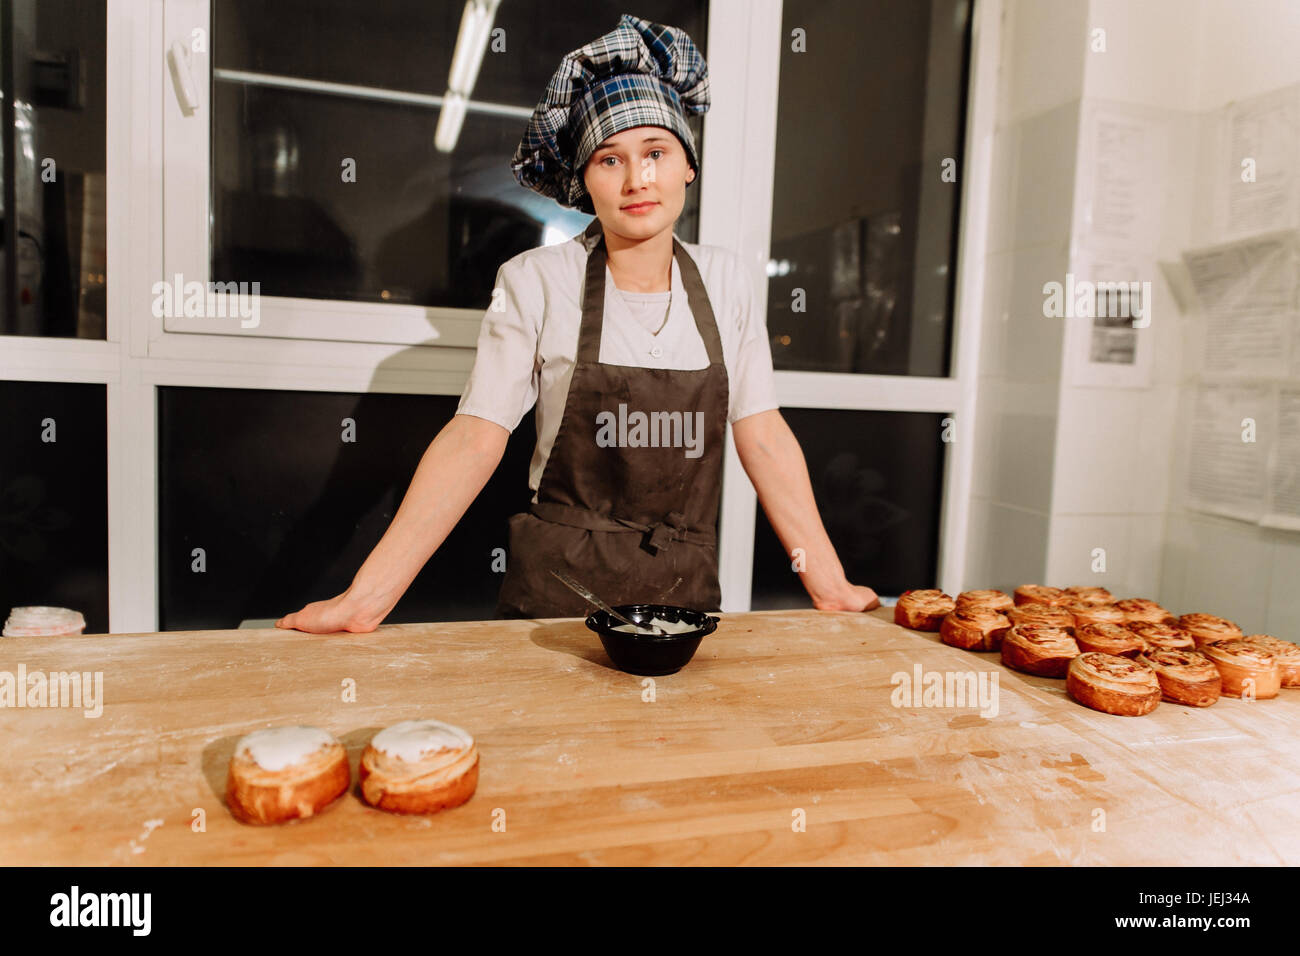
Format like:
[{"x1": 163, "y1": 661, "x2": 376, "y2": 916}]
[{"x1": 584, "y1": 604, "x2": 719, "y2": 676}]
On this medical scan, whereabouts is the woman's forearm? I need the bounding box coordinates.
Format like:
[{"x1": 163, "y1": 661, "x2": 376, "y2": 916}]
[
  {"x1": 732, "y1": 410, "x2": 850, "y2": 604},
  {"x1": 347, "y1": 413, "x2": 510, "y2": 620}
]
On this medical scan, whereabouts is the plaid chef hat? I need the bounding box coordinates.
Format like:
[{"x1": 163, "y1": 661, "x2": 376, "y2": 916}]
[{"x1": 511, "y1": 14, "x2": 710, "y2": 214}]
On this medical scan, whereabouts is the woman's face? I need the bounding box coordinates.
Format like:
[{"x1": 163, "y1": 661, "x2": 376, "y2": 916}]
[{"x1": 582, "y1": 126, "x2": 696, "y2": 241}]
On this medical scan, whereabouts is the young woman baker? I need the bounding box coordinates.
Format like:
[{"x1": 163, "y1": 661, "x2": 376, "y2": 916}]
[{"x1": 277, "y1": 15, "x2": 879, "y2": 632}]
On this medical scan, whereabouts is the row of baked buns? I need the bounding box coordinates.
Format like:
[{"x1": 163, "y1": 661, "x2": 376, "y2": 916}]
[
  {"x1": 225, "y1": 718, "x2": 479, "y2": 825},
  {"x1": 893, "y1": 586, "x2": 1299, "y2": 716}
]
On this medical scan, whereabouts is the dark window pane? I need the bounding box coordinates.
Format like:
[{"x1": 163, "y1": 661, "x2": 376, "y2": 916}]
[
  {"x1": 211, "y1": 0, "x2": 707, "y2": 309},
  {"x1": 158, "y1": 387, "x2": 538, "y2": 628},
  {"x1": 767, "y1": 0, "x2": 971, "y2": 375},
  {"x1": 0, "y1": 1, "x2": 107, "y2": 338},
  {"x1": 750, "y1": 408, "x2": 946, "y2": 608},
  {"x1": 0, "y1": 381, "x2": 108, "y2": 632}
]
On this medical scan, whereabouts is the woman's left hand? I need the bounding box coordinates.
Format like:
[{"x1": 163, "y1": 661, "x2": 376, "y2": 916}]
[{"x1": 812, "y1": 582, "x2": 881, "y2": 612}]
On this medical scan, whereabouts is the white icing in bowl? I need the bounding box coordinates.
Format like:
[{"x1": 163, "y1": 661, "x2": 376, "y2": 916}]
[
  {"x1": 371, "y1": 719, "x2": 473, "y2": 762},
  {"x1": 611, "y1": 616, "x2": 699, "y2": 635},
  {"x1": 236, "y1": 726, "x2": 335, "y2": 771}
]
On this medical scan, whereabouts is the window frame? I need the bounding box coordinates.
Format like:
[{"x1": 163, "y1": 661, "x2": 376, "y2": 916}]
[{"x1": 0, "y1": 0, "x2": 1002, "y2": 630}]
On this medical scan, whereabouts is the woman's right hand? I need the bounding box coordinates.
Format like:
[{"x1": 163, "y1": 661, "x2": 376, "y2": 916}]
[{"x1": 275, "y1": 589, "x2": 388, "y2": 634}]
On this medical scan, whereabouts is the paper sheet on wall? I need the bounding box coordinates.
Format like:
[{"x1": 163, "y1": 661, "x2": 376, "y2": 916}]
[
  {"x1": 1224, "y1": 87, "x2": 1300, "y2": 238},
  {"x1": 1067, "y1": 104, "x2": 1167, "y2": 389},
  {"x1": 1064, "y1": 248, "x2": 1156, "y2": 388},
  {"x1": 1186, "y1": 383, "x2": 1270, "y2": 522},
  {"x1": 1087, "y1": 252, "x2": 1143, "y2": 365},
  {"x1": 1182, "y1": 231, "x2": 1299, "y2": 380},
  {"x1": 1292, "y1": 310, "x2": 1300, "y2": 380},
  {"x1": 1202, "y1": 311, "x2": 1292, "y2": 378},
  {"x1": 1189, "y1": 383, "x2": 1300, "y2": 530},
  {"x1": 1178, "y1": 88, "x2": 1300, "y2": 535},
  {"x1": 1262, "y1": 387, "x2": 1300, "y2": 530},
  {"x1": 1086, "y1": 112, "x2": 1154, "y2": 249},
  {"x1": 1182, "y1": 231, "x2": 1298, "y2": 314}
]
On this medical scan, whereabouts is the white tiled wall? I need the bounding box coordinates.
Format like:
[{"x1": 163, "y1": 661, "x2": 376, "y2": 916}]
[
  {"x1": 1154, "y1": 0, "x2": 1300, "y2": 633},
  {"x1": 966, "y1": 499, "x2": 1050, "y2": 596},
  {"x1": 1040, "y1": 0, "x2": 1202, "y2": 600},
  {"x1": 964, "y1": 0, "x2": 1081, "y2": 590},
  {"x1": 965, "y1": 0, "x2": 1084, "y2": 593},
  {"x1": 1161, "y1": 512, "x2": 1276, "y2": 633},
  {"x1": 964, "y1": 0, "x2": 1299, "y2": 639},
  {"x1": 1266, "y1": 533, "x2": 1300, "y2": 635},
  {"x1": 1046, "y1": 513, "x2": 1166, "y2": 597}
]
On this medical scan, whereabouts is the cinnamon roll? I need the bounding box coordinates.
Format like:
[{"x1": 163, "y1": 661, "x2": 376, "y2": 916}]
[
  {"x1": 226, "y1": 726, "x2": 350, "y2": 825},
  {"x1": 1, "y1": 605, "x2": 86, "y2": 637},
  {"x1": 894, "y1": 589, "x2": 956, "y2": 631},
  {"x1": 1138, "y1": 648, "x2": 1221, "y2": 707},
  {"x1": 1063, "y1": 585, "x2": 1114, "y2": 606},
  {"x1": 1013, "y1": 585, "x2": 1068, "y2": 607},
  {"x1": 1064, "y1": 602, "x2": 1126, "y2": 628},
  {"x1": 1008, "y1": 603, "x2": 1076, "y2": 632},
  {"x1": 1176, "y1": 613, "x2": 1243, "y2": 648},
  {"x1": 1200, "y1": 640, "x2": 1281, "y2": 699},
  {"x1": 1075, "y1": 622, "x2": 1145, "y2": 658},
  {"x1": 1066, "y1": 652, "x2": 1161, "y2": 716},
  {"x1": 360, "y1": 719, "x2": 480, "y2": 814},
  {"x1": 1126, "y1": 620, "x2": 1196, "y2": 652},
  {"x1": 940, "y1": 606, "x2": 1012, "y2": 651},
  {"x1": 1001, "y1": 624, "x2": 1080, "y2": 677},
  {"x1": 1114, "y1": 598, "x2": 1176, "y2": 625},
  {"x1": 954, "y1": 589, "x2": 1014, "y2": 614},
  {"x1": 1235, "y1": 635, "x2": 1300, "y2": 687}
]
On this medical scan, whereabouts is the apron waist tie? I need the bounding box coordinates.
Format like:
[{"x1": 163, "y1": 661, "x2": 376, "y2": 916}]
[{"x1": 529, "y1": 501, "x2": 716, "y2": 553}]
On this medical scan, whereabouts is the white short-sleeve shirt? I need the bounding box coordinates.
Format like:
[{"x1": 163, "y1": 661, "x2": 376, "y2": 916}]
[{"x1": 456, "y1": 229, "x2": 780, "y2": 501}]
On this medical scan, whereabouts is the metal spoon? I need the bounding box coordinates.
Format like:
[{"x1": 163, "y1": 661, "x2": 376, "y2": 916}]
[{"x1": 549, "y1": 569, "x2": 669, "y2": 636}]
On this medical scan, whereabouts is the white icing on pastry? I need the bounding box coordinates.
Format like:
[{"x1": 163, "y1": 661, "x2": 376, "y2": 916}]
[
  {"x1": 611, "y1": 616, "x2": 698, "y2": 635},
  {"x1": 235, "y1": 726, "x2": 335, "y2": 771},
  {"x1": 3, "y1": 605, "x2": 85, "y2": 636},
  {"x1": 371, "y1": 719, "x2": 473, "y2": 761}
]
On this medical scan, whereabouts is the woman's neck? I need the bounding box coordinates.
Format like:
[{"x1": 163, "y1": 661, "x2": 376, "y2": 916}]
[{"x1": 603, "y1": 225, "x2": 674, "y2": 292}]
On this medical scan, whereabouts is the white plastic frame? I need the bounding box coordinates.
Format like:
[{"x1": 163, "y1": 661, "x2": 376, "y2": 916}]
[{"x1": 0, "y1": 0, "x2": 1001, "y2": 629}]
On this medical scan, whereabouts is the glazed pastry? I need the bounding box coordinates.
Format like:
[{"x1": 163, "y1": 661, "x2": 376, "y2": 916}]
[
  {"x1": 1066, "y1": 652, "x2": 1161, "y2": 716},
  {"x1": 1200, "y1": 640, "x2": 1281, "y2": 699},
  {"x1": 1064, "y1": 602, "x2": 1126, "y2": 628},
  {"x1": 1001, "y1": 624, "x2": 1080, "y2": 677},
  {"x1": 1007, "y1": 603, "x2": 1075, "y2": 632},
  {"x1": 1063, "y1": 585, "x2": 1113, "y2": 606},
  {"x1": 360, "y1": 719, "x2": 479, "y2": 814},
  {"x1": 1126, "y1": 620, "x2": 1195, "y2": 652},
  {"x1": 954, "y1": 589, "x2": 1014, "y2": 614},
  {"x1": 1114, "y1": 598, "x2": 1176, "y2": 625},
  {"x1": 1075, "y1": 621, "x2": 1145, "y2": 658},
  {"x1": 226, "y1": 726, "x2": 350, "y2": 825},
  {"x1": 1177, "y1": 613, "x2": 1243, "y2": 648},
  {"x1": 2, "y1": 605, "x2": 86, "y2": 637},
  {"x1": 940, "y1": 606, "x2": 1011, "y2": 651},
  {"x1": 894, "y1": 589, "x2": 956, "y2": 631},
  {"x1": 1013, "y1": 585, "x2": 1068, "y2": 607},
  {"x1": 1235, "y1": 635, "x2": 1300, "y2": 687},
  {"x1": 1138, "y1": 648, "x2": 1221, "y2": 707}
]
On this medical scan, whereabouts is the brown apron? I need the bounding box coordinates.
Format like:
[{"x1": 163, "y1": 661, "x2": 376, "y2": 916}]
[{"x1": 496, "y1": 219, "x2": 730, "y2": 618}]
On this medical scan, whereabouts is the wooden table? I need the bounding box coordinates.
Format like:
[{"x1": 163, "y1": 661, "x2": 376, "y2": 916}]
[{"x1": 2, "y1": 607, "x2": 1297, "y2": 865}]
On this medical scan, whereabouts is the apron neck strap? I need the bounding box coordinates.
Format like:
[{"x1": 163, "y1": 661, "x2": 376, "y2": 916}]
[{"x1": 576, "y1": 222, "x2": 725, "y2": 366}]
